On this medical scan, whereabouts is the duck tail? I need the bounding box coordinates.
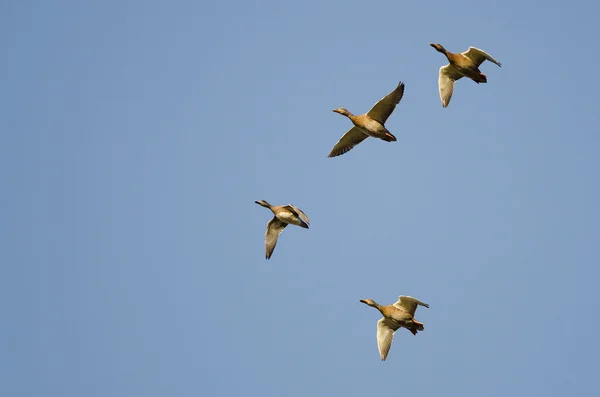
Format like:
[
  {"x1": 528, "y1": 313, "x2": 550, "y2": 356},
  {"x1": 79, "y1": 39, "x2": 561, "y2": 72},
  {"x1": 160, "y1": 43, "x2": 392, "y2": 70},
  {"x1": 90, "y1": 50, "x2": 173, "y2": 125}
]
[
  {"x1": 409, "y1": 322, "x2": 424, "y2": 335},
  {"x1": 383, "y1": 132, "x2": 397, "y2": 142}
]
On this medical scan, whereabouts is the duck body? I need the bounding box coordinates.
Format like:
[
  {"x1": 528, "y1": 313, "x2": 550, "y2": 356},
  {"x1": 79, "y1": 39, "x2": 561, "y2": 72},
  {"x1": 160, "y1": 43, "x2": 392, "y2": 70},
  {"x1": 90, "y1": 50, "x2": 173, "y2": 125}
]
[
  {"x1": 384, "y1": 306, "x2": 420, "y2": 328},
  {"x1": 372, "y1": 302, "x2": 422, "y2": 333},
  {"x1": 344, "y1": 113, "x2": 396, "y2": 142},
  {"x1": 274, "y1": 209, "x2": 309, "y2": 228},
  {"x1": 443, "y1": 51, "x2": 487, "y2": 83}
]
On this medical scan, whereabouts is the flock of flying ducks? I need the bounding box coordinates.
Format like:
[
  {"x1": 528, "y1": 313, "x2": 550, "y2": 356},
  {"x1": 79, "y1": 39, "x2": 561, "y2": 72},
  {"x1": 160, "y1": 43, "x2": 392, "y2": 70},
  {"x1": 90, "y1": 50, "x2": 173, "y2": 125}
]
[{"x1": 255, "y1": 43, "x2": 502, "y2": 361}]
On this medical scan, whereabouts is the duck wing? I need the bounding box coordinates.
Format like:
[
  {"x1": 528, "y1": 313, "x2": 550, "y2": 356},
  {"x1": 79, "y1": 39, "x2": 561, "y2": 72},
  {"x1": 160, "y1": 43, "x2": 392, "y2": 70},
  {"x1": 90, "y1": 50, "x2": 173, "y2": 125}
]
[
  {"x1": 366, "y1": 81, "x2": 405, "y2": 125},
  {"x1": 264, "y1": 217, "x2": 287, "y2": 259},
  {"x1": 377, "y1": 317, "x2": 400, "y2": 361},
  {"x1": 282, "y1": 205, "x2": 310, "y2": 226},
  {"x1": 462, "y1": 47, "x2": 502, "y2": 67},
  {"x1": 393, "y1": 296, "x2": 429, "y2": 316},
  {"x1": 328, "y1": 126, "x2": 368, "y2": 157},
  {"x1": 438, "y1": 64, "x2": 463, "y2": 108}
]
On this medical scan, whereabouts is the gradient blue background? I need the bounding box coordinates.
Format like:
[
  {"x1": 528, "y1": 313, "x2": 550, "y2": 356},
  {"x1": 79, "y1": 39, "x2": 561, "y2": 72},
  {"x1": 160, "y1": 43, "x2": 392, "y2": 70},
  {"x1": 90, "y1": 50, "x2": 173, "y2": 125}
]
[{"x1": 2, "y1": 0, "x2": 599, "y2": 396}]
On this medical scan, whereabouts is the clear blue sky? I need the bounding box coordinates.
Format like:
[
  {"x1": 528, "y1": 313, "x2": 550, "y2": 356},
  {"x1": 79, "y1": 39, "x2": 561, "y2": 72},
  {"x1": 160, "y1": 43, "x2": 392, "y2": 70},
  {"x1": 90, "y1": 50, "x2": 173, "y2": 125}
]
[{"x1": 2, "y1": 0, "x2": 599, "y2": 396}]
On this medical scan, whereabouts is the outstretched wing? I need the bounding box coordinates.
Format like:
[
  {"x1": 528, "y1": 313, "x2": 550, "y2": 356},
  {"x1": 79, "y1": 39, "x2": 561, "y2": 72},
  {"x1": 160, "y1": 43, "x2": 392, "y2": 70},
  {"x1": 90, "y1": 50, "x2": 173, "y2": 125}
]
[
  {"x1": 393, "y1": 296, "x2": 429, "y2": 316},
  {"x1": 438, "y1": 64, "x2": 463, "y2": 108},
  {"x1": 462, "y1": 47, "x2": 502, "y2": 67},
  {"x1": 264, "y1": 217, "x2": 287, "y2": 259},
  {"x1": 366, "y1": 81, "x2": 405, "y2": 125},
  {"x1": 328, "y1": 126, "x2": 368, "y2": 157},
  {"x1": 377, "y1": 318, "x2": 400, "y2": 361}
]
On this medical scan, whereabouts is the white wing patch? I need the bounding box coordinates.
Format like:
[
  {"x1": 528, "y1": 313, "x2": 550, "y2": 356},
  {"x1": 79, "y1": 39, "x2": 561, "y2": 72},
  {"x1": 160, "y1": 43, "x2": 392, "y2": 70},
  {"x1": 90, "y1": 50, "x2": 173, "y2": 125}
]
[
  {"x1": 393, "y1": 296, "x2": 429, "y2": 315},
  {"x1": 462, "y1": 47, "x2": 502, "y2": 67},
  {"x1": 438, "y1": 65, "x2": 462, "y2": 108},
  {"x1": 376, "y1": 318, "x2": 399, "y2": 361}
]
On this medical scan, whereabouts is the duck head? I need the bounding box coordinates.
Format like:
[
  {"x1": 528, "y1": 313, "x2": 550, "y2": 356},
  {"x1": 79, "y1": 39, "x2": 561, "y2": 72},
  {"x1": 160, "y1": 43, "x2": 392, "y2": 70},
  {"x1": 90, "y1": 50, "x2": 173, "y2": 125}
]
[
  {"x1": 360, "y1": 298, "x2": 378, "y2": 307},
  {"x1": 255, "y1": 200, "x2": 271, "y2": 208},
  {"x1": 430, "y1": 43, "x2": 447, "y2": 54},
  {"x1": 333, "y1": 107, "x2": 353, "y2": 117}
]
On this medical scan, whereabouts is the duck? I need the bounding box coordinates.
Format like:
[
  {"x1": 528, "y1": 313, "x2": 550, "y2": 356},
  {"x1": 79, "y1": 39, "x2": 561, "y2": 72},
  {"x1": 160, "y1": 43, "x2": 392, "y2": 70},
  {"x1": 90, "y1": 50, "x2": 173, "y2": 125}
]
[
  {"x1": 360, "y1": 295, "x2": 429, "y2": 361},
  {"x1": 328, "y1": 82, "x2": 405, "y2": 157},
  {"x1": 255, "y1": 200, "x2": 310, "y2": 259},
  {"x1": 430, "y1": 43, "x2": 501, "y2": 108}
]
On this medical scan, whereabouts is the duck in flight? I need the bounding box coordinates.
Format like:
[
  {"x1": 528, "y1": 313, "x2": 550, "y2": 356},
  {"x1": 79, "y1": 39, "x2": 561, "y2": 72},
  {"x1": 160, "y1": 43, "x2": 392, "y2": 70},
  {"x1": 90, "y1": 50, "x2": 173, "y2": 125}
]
[
  {"x1": 360, "y1": 295, "x2": 429, "y2": 361},
  {"x1": 255, "y1": 200, "x2": 310, "y2": 260},
  {"x1": 328, "y1": 82, "x2": 405, "y2": 158},
  {"x1": 430, "y1": 43, "x2": 501, "y2": 108}
]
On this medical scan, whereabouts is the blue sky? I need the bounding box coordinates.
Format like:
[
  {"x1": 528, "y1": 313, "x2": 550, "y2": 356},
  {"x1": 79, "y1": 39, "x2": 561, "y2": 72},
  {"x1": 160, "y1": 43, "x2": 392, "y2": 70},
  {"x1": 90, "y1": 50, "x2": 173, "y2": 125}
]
[{"x1": 2, "y1": 0, "x2": 599, "y2": 396}]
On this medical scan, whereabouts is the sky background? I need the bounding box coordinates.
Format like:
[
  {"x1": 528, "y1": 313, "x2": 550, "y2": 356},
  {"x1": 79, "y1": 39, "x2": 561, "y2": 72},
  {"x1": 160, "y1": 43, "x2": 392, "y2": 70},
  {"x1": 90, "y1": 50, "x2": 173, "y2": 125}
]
[{"x1": 1, "y1": 0, "x2": 599, "y2": 396}]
